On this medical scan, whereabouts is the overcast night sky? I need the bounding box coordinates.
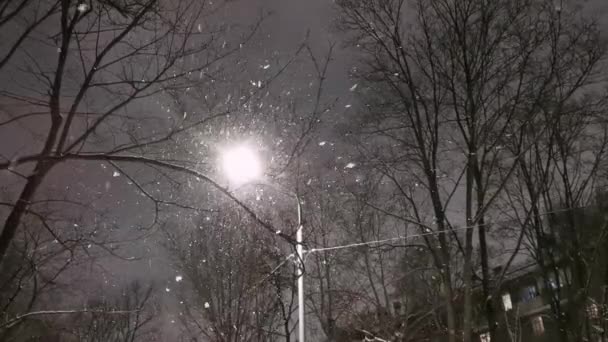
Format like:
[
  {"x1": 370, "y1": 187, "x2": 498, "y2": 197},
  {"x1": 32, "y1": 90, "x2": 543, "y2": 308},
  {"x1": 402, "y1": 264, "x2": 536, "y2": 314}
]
[{"x1": 3, "y1": 0, "x2": 608, "y2": 341}]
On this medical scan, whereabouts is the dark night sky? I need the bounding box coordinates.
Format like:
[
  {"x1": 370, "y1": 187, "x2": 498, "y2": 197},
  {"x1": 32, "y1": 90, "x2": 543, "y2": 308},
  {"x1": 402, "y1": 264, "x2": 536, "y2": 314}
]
[{"x1": 3, "y1": 0, "x2": 608, "y2": 338}]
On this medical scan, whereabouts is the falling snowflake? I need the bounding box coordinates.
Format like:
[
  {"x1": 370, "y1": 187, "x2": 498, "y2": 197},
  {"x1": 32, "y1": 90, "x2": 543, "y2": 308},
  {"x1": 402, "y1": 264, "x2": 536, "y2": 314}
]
[
  {"x1": 345, "y1": 162, "x2": 356, "y2": 169},
  {"x1": 204, "y1": 302, "x2": 210, "y2": 309},
  {"x1": 262, "y1": 64, "x2": 270, "y2": 69},
  {"x1": 165, "y1": 287, "x2": 171, "y2": 292},
  {"x1": 345, "y1": 104, "x2": 352, "y2": 108},
  {"x1": 112, "y1": 171, "x2": 120, "y2": 177},
  {"x1": 175, "y1": 275, "x2": 183, "y2": 282},
  {"x1": 349, "y1": 84, "x2": 358, "y2": 91},
  {"x1": 318, "y1": 141, "x2": 327, "y2": 146}
]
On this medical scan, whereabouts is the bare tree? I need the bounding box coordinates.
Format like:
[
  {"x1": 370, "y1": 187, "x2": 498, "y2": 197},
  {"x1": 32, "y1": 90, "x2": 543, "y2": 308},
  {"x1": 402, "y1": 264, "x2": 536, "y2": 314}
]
[
  {"x1": 0, "y1": 196, "x2": 120, "y2": 339},
  {"x1": 0, "y1": 0, "x2": 60, "y2": 72},
  {"x1": 1, "y1": 2, "x2": 327, "y2": 341},
  {"x1": 336, "y1": 0, "x2": 607, "y2": 340},
  {"x1": 304, "y1": 187, "x2": 358, "y2": 341},
  {"x1": 61, "y1": 281, "x2": 158, "y2": 342},
  {"x1": 0, "y1": 0, "x2": 288, "y2": 266},
  {"x1": 164, "y1": 207, "x2": 298, "y2": 342},
  {"x1": 494, "y1": 13, "x2": 608, "y2": 336},
  {"x1": 293, "y1": 163, "x2": 441, "y2": 341},
  {"x1": 0, "y1": 280, "x2": 157, "y2": 341}
]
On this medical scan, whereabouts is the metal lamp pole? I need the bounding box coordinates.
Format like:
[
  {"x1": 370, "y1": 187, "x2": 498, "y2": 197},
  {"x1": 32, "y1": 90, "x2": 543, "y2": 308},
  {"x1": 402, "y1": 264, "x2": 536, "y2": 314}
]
[
  {"x1": 295, "y1": 195, "x2": 305, "y2": 342},
  {"x1": 241, "y1": 182, "x2": 306, "y2": 341},
  {"x1": 221, "y1": 146, "x2": 305, "y2": 340}
]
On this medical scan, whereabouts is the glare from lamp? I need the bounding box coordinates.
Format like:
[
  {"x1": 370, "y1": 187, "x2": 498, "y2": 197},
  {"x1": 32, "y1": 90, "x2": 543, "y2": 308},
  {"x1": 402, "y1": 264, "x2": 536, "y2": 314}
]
[{"x1": 221, "y1": 144, "x2": 262, "y2": 185}]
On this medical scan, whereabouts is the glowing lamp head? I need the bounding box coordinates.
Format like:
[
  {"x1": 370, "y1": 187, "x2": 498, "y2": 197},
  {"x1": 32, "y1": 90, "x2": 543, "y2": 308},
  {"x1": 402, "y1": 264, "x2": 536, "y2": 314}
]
[{"x1": 221, "y1": 144, "x2": 262, "y2": 185}]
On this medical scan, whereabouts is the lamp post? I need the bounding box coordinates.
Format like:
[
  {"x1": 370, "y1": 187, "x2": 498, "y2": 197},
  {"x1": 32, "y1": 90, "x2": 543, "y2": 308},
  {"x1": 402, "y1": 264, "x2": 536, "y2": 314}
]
[
  {"x1": 221, "y1": 144, "x2": 306, "y2": 342},
  {"x1": 295, "y1": 194, "x2": 305, "y2": 342}
]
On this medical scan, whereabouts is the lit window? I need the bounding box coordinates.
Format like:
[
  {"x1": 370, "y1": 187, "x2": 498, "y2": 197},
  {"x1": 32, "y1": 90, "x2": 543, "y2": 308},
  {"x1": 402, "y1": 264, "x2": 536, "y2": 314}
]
[
  {"x1": 520, "y1": 285, "x2": 538, "y2": 302},
  {"x1": 559, "y1": 268, "x2": 570, "y2": 286},
  {"x1": 587, "y1": 302, "x2": 599, "y2": 319},
  {"x1": 548, "y1": 272, "x2": 564, "y2": 289},
  {"x1": 479, "y1": 332, "x2": 491, "y2": 342},
  {"x1": 531, "y1": 316, "x2": 544, "y2": 335},
  {"x1": 502, "y1": 293, "x2": 513, "y2": 311}
]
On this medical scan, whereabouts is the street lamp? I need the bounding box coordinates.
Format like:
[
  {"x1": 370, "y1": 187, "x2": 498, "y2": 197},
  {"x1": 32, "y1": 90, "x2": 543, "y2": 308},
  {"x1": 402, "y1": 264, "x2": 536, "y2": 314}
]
[
  {"x1": 220, "y1": 144, "x2": 306, "y2": 342},
  {"x1": 221, "y1": 144, "x2": 262, "y2": 185}
]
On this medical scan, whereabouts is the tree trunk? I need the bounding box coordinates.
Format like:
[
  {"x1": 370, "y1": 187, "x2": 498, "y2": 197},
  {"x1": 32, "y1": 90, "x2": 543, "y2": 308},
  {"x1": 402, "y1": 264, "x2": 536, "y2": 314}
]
[
  {"x1": 430, "y1": 188, "x2": 457, "y2": 342},
  {"x1": 564, "y1": 209, "x2": 591, "y2": 341},
  {"x1": 602, "y1": 263, "x2": 608, "y2": 342},
  {"x1": 435, "y1": 264, "x2": 456, "y2": 342},
  {"x1": 0, "y1": 162, "x2": 53, "y2": 264},
  {"x1": 472, "y1": 161, "x2": 497, "y2": 341},
  {"x1": 478, "y1": 219, "x2": 497, "y2": 341},
  {"x1": 463, "y1": 165, "x2": 474, "y2": 342}
]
